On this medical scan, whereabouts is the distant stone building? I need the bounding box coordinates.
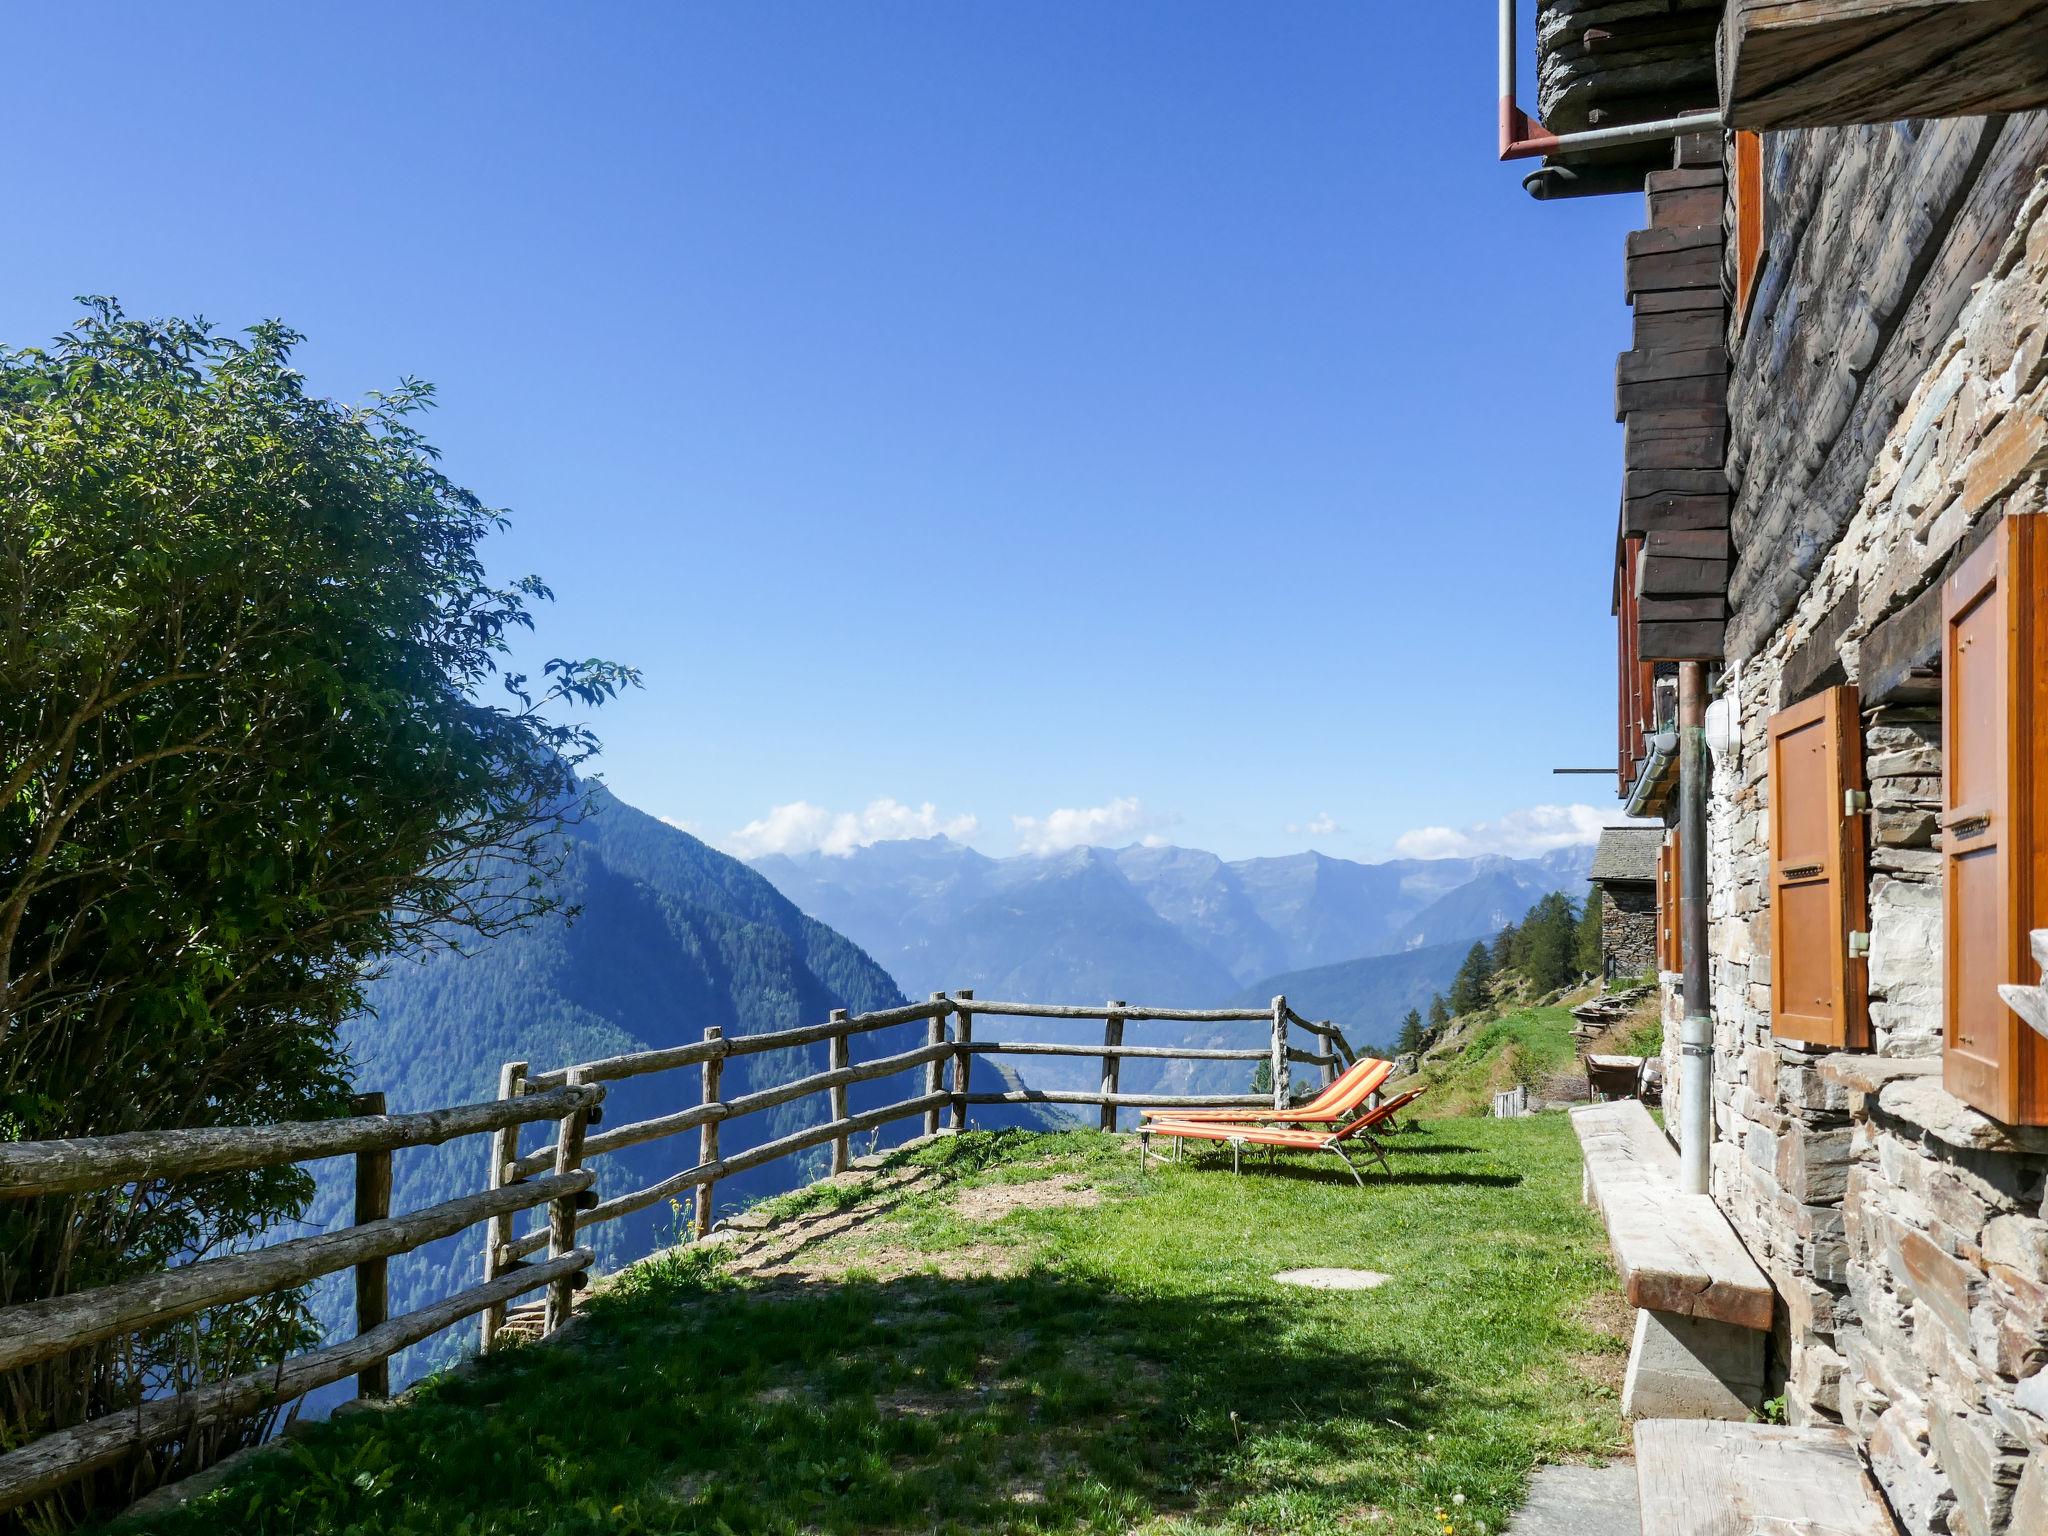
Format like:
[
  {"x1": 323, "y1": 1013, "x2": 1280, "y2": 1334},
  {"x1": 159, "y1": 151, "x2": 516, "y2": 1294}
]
[
  {"x1": 1587, "y1": 827, "x2": 1659, "y2": 980},
  {"x1": 1516, "y1": 8, "x2": 2048, "y2": 1532}
]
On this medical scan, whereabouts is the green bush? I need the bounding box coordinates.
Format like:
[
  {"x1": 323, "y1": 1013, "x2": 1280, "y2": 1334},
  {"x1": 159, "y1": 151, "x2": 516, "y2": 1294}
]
[{"x1": 0, "y1": 303, "x2": 630, "y2": 1522}]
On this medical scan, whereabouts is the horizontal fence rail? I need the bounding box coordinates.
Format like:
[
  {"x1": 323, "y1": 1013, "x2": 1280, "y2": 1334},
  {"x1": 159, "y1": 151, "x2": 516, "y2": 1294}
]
[
  {"x1": 0, "y1": 1087, "x2": 603, "y2": 1517},
  {"x1": 1, "y1": 989, "x2": 1362, "y2": 1518}
]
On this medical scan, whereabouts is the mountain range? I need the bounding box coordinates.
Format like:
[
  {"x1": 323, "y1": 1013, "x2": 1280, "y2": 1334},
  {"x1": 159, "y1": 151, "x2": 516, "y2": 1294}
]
[{"x1": 749, "y1": 837, "x2": 1592, "y2": 1083}]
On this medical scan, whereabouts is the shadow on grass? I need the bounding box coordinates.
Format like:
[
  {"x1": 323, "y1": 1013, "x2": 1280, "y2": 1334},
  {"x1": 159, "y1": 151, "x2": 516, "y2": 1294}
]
[
  {"x1": 1162, "y1": 1149, "x2": 1523, "y2": 1191},
  {"x1": 116, "y1": 1257, "x2": 1450, "y2": 1536}
]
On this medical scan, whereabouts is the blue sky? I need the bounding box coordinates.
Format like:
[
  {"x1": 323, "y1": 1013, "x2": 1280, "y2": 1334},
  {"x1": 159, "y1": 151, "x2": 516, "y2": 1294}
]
[{"x1": 2, "y1": 3, "x2": 1643, "y2": 863}]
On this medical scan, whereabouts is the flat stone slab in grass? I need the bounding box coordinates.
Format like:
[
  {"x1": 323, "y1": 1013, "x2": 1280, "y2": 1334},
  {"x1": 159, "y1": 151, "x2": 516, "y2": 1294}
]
[
  {"x1": 1506, "y1": 1461, "x2": 1639, "y2": 1536},
  {"x1": 1272, "y1": 1267, "x2": 1389, "y2": 1290}
]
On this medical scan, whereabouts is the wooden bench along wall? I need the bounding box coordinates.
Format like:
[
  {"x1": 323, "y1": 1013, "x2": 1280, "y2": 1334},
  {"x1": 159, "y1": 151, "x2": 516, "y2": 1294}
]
[{"x1": 1572, "y1": 1098, "x2": 1774, "y2": 1419}]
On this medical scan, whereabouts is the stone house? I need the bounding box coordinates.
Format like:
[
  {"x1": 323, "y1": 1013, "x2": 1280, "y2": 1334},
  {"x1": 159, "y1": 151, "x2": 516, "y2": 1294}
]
[
  {"x1": 1510, "y1": 5, "x2": 2048, "y2": 1532},
  {"x1": 1587, "y1": 826, "x2": 1660, "y2": 979}
]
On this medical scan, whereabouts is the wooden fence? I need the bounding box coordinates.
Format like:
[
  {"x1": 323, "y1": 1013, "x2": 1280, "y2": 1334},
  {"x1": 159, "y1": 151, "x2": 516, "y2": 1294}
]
[{"x1": 0, "y1": 991, "x2": 1349, "y2": 1516}]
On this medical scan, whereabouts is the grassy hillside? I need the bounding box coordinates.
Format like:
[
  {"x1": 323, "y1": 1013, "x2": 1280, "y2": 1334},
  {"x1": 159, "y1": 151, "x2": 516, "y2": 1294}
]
[
  {"x1": 123, "y1": 1123, "x2": 1627, "y2": 1536},
  {"x1": 1395, "y1": 987, "x2": 1588, "y2": 1118}
]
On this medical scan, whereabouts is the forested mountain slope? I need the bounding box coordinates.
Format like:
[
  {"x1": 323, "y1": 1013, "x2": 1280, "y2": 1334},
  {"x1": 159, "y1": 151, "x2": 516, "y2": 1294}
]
[{"x1": 312, "y1": 785, "x2": 1058, "y2": 1391}]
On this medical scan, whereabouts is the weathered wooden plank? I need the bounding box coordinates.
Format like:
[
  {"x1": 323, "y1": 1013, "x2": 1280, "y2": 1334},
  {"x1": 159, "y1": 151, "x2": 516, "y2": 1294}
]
[
  {"x1": 1628, "y1": 243, "x2": 1724, "y2": 297},
  {"x1": 1625, "y1": 493, "x2": 1732, "y2": 536},
  {"x1": 1617, "y1": 371, "x2": 1729, "y2": 419},
  {"x1": 944, "y1": 1000, "x2": 1274, "y2": 1022},
  {"x1": 0, "y1": 1085, "x2": 603, "y2": 1200},
  {"x1": 1640, "y1": 555, "x2": 1732, "y2": 595},
  {"x1": 1626, "y1": 419, "x2": 1729, "y2": 471},
  {"x1": 1649, "y1": 178, "x2": 1727, "y2": 231},
  {"x1": 1626, "y1": 467, "x2": 1732, "y2": 499},
  {"x1": 966, "y1": 1040, "x2": 1267, "y2": 1061},
  {"x1": 965, "y1": 1090, "x2": 1269, "y2": 1108},
  {"x1": 1618, "y1": 346, "x2": 1731, "y2": 386},
  {"x1": 524, "y1": 999, "x2": 952, "y2": 1089},
  {"x1": 1646, "y1": 167, "x2": 1728, "y2": 195},
  {"x1": 1573, "y1": 1102, "x2": 1774, "y2": 1330},
  {"x1": 1858, "y1": 574, "x2": 1944, "y2": 705},
  {"x1": 503, "y1": 1090, "x2": 957, "y2": 1260},
  {"x1": 1724, "y1": 0, "x2": 2048, "y2": 131},
  {"x1": 1646, "y1": 528, "x2": 1732, "y2": 560},
  {"x1": 1638, "y1": 619, "x2": 1729, "y2": 660},
  {"x1": 1633, "y1": 1420, "x2": 1898, "y2": 1535},
  {"x1": 0, "y1": 1170, "x2": 591, "y2": 1375},
  {"x1": 0, "y1": 1248, "x2": 592, "y2": 1515},
  {"x1": 1633, "y1": 308, "x2": 1728, "y2": 353},
  {"x1": 1628, "y1": 223, "x2": 1724, "y2": 258},
  {"x1": 1634, "y1": 286, "x2": 1731, "y2": 315},
  {"x1": 1638, "y1": 595, "x2": 1728, "y2": 623}
]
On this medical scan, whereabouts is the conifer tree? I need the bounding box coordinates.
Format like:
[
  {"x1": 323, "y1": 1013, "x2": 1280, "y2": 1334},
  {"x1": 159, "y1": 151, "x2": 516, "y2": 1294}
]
[
  {"x1": 1577, "y1": 888, "x2": 1604, "y2": 977},
  {"x1": 1448, "y1": 941, "x2": 1493, "y2": 1016},
  {"x1": 1396, "y1": 1008, "x2": 1425, "y2": 1055}
]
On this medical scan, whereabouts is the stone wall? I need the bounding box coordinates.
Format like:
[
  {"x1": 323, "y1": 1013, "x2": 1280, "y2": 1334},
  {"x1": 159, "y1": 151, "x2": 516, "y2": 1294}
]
[
  {"x1": 1599, "y1": 884, "x2": 1657, "y2": 979},
  {"x1": 1672, "y1": 149, "x2": 2048, "y2": 1534}
]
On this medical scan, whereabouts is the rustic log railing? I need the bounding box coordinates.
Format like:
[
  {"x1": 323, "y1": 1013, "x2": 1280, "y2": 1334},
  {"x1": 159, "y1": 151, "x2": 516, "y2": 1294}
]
[
  {"x1": 0, "y1": 991, "x2": 1353, "y2": 1517},
  {"x1": 0, "y1": 1083, "x2": 603, "y2": 1516}
]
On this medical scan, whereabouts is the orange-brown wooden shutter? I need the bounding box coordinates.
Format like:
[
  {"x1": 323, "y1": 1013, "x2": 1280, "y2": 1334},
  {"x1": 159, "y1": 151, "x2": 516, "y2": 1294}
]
[
  {"x1": 1658, "y1": 834, "x2": 1683, "y2": 973},
  {"x1": 1942, "y1": 516, "x2": 2048, "y2": 1125},
  {"x1": 1733, "y1": 132, "x2": 1765, "y2": 329},
  {"x1": 1767, "y1": 684, "x2": 1869, "y2": 1047}
]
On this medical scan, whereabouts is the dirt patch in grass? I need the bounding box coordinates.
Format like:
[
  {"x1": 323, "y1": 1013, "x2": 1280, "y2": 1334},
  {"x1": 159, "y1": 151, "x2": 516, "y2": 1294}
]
[
  {"x1": 758, "y1": 1239, "x2": 1024, "y2": 1283},
  {"x1": 1565, "y1": 1288, "x2": 1634, "y2": 1393},
  {"x1": 954, "y1": 1176, "x2": 1101, "y2": 1222}
]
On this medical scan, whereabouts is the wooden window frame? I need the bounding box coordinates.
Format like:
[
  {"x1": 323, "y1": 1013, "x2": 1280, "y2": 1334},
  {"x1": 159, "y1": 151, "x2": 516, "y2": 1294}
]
[
  {"x1": 1941, "y1": 516, "x2": 2048, "y2": 1125},
  {"x1": 1732, "y1": 131, "x2": 1765, "y2": 333},
  {"x1": 1766, "y1": 684, "x2": 1869, "y2": 1048}
]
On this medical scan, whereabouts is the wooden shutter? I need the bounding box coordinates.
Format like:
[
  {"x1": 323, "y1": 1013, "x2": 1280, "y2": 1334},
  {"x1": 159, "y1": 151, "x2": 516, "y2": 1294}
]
[
  {"x1": 1768, "y1": 684, "x2": 1869, "y2": 1047},
  {"x1": 1942, "y1": 516, "x2": 2048, "y2": 1125},
  {"x1": 1658, "y1": 833, "x2": 1684, "y2": 973},
  {"x1": 1733, "y1": 132, "x2": 1765, "y2": 330}
]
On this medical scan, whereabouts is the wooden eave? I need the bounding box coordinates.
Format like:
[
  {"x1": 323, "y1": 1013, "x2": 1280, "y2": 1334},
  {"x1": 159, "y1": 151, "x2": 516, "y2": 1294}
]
[
  {"x1": 1536, "y1": 0, "x2": 1723, "y2": 134},
  {"x1": 1722, "y1": 0, "x2": 2048, "y2": 130}
]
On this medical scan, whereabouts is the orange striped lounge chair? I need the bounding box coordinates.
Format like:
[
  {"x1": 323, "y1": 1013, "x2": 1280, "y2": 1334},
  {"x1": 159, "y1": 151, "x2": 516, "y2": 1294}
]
[
  {"x1": 1138, "y1": 1088, "x2": 1427, "y2": 1188},
  {"x1": 1137, "y1": 1054, "x2": 1395, "y2": 1129}
]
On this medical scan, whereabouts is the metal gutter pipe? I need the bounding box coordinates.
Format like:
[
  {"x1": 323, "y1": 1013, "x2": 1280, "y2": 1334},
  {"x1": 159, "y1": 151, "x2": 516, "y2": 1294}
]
[
  {"x1": 1498, "y1": 0, "x2": 1723, "y2": 161},
  {"x1": 1623, "y1": 728, "x2": 1678, "y2": 819},
  {"x1": 1677, "y1": 661, "x2": 1713, "y2": 1195}
]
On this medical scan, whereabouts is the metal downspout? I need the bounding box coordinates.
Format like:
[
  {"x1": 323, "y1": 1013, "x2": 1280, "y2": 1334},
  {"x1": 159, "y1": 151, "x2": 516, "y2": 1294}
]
[
  {"x1": 1497, "y1": 0, "x2": 1723, "y2": 161},
  {"x1": 1678, "y1": 662, "x2": 1713, "y2": 1195}
]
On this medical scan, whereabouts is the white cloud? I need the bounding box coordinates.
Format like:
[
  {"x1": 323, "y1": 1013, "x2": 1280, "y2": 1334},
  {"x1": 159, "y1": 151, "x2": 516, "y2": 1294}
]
[
  {"x1": 723, "y1": 798, "x2": 980, "y2": 859},
  {"x1": 1392, "y1": 803, "x2": 1611, "y2": 861},
  {"x1": 658, "y1": 815, "x2": 707, "y2": 838},
  {"x1": 1012, "y1": 796, "x2": 1177, "y2": 856},
  {"x1": 1286, "y1": 812, "x2": 1342, "y2": 838}
]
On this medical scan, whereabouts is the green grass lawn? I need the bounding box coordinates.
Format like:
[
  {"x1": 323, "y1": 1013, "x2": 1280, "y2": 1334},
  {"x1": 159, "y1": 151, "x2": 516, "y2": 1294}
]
[{"x1": 114, "y1": 1118, "x2": 1627, "y2": 1536}]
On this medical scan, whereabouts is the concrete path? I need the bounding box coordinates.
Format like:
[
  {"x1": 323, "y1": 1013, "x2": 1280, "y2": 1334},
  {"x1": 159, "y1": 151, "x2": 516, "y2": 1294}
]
[{"x1": 1506, "y1": 1461, "x2": 1639, "y2": 1536}]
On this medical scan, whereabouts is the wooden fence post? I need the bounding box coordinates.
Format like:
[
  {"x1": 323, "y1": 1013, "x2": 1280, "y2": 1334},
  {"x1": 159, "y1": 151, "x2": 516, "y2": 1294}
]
[
  {"x1": 924, "y1": 994, "x2": 947, "y2": 1137},
  {"x1": 1100, "y1": 1002, "x2": 1125, "y2": 1133},
  {"x1": 350, "y1": 1092, "x2": 392, "y2": 1398},
  {"x1": 1319, "y1": 1023, "x2": 1338, "y2": 1092},
  {"x1": 696, "y1": 1028, "x2": 723, "y2": 1238},
  {"x1": 543, "y1": 1069, "x2": 592, "y2": 1335},
  {"x1": 478, "y1": 1060, "x2": 527, "y2": 1357},
  {"x1": 950, "y1": 989, "x2": 974, "y2": 1131},
  {"x1": 1269, "y1": 996, "x2": 1288, "y2": 1111},
  {"x1": 828, "y1": 1011, "x2": 851, "y2": 1174}
]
